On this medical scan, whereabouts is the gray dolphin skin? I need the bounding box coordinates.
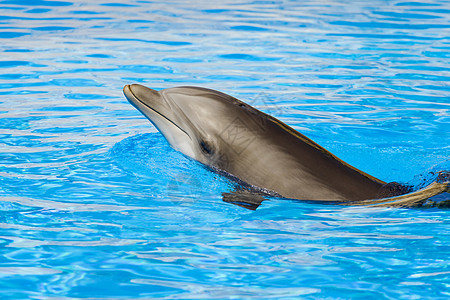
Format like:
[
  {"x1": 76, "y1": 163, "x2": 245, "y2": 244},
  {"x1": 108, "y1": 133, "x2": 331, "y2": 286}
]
[{"x1": 123, "y1": 84, "x2": 449, "y2": 206}]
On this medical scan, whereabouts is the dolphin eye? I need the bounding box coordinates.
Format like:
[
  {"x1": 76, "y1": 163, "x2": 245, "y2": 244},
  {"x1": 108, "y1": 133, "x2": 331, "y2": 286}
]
[{"x1": 200, "y1": 140, "x2": 213, "y2": 155}]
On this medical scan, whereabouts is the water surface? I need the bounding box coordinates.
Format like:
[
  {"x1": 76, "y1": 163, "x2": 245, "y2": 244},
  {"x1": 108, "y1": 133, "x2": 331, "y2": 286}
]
[{"x1": 0, "y1": 0, "x2": 449, "y2": 299}]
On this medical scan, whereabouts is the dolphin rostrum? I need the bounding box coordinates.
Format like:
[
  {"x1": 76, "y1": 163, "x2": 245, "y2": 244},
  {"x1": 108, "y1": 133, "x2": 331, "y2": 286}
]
[{"x1": 123, "y1": 84, "x2": 449, "y2": 207}]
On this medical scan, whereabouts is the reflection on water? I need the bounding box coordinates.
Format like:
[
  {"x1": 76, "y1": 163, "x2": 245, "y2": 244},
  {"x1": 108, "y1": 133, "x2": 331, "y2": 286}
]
[{"x1": 0, "y1": 0, "x2": 449, "y2": 299}]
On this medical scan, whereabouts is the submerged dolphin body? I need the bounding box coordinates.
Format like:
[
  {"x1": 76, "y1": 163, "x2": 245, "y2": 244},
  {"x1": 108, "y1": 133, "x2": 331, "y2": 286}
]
[{"x1": 123, "y1": 84, "x2": 448, "y2": 206}]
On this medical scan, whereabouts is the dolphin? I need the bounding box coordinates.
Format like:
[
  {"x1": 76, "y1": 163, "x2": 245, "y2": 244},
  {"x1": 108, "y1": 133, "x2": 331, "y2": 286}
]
[{"x1": 123, "y1": 84, "x2": 448, "y2": 206}]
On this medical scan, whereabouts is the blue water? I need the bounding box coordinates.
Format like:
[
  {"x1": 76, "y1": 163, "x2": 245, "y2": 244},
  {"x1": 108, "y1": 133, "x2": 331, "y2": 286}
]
[{"x1": 0, "y1": 0, "x2": 449, "y2": 298}]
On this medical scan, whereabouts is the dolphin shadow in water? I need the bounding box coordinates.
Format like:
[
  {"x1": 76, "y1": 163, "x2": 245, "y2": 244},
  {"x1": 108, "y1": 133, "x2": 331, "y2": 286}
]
[{"x1": 123, "y1": 84, "x2": 450, "y2": 209}]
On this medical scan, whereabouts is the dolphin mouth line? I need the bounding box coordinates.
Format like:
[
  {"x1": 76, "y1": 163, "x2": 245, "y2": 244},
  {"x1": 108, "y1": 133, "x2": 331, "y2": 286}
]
[{"x1": 126, "y1": 85, "x2": 191, "y2": 140}]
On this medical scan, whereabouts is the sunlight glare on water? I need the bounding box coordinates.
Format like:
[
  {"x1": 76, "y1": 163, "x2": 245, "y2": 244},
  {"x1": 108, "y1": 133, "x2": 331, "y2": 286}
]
[{"x1": 0, "y1": 0, "x2": 449, "y2": 299}]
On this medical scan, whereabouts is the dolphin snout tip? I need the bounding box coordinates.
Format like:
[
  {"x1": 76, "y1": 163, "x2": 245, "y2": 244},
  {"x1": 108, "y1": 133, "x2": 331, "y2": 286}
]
[{"x1": 123, "y1": 84, "x2": 162, "y2": 106}]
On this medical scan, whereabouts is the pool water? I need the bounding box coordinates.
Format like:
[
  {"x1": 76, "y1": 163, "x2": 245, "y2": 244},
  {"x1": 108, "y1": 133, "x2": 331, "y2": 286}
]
[{"x1": 1, "y1": 0, "x2": 449, "y2": 298}]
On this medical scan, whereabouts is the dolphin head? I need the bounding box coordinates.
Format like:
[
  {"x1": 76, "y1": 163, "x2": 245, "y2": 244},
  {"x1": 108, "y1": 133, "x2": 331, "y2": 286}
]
[{"x1": 123, "y1": 84, "x2": 267, "y2": 169}]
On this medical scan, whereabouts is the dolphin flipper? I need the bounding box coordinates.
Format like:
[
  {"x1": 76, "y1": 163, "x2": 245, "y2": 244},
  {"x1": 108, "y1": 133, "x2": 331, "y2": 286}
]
[{"x1": 222, "y1": 189, "x2": 267, "y2": 210}]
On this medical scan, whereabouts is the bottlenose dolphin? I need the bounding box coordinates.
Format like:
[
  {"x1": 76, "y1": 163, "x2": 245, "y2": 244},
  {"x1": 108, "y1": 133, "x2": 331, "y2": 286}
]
[{"x1": 123, "y1": 84, "x2": 449, "y2": 207}]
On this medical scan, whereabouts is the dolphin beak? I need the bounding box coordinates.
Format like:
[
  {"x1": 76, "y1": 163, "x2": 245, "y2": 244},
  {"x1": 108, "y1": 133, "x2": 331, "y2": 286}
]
[
  {"x1": 123, "y1": 84, "x2": 131, "y2": 96},
  {"x1": 123, "y1": 84, "x2": 139, "y2": 109},
  {"x1": 123, "y1": 84, "x2": 160, "y2": 109},
  {"x1": 123, "y1": 83, "x2": 192, "y2": 142},
  {"x1": 123, "y1": 84, "x2": 166, "y2": 120}
]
